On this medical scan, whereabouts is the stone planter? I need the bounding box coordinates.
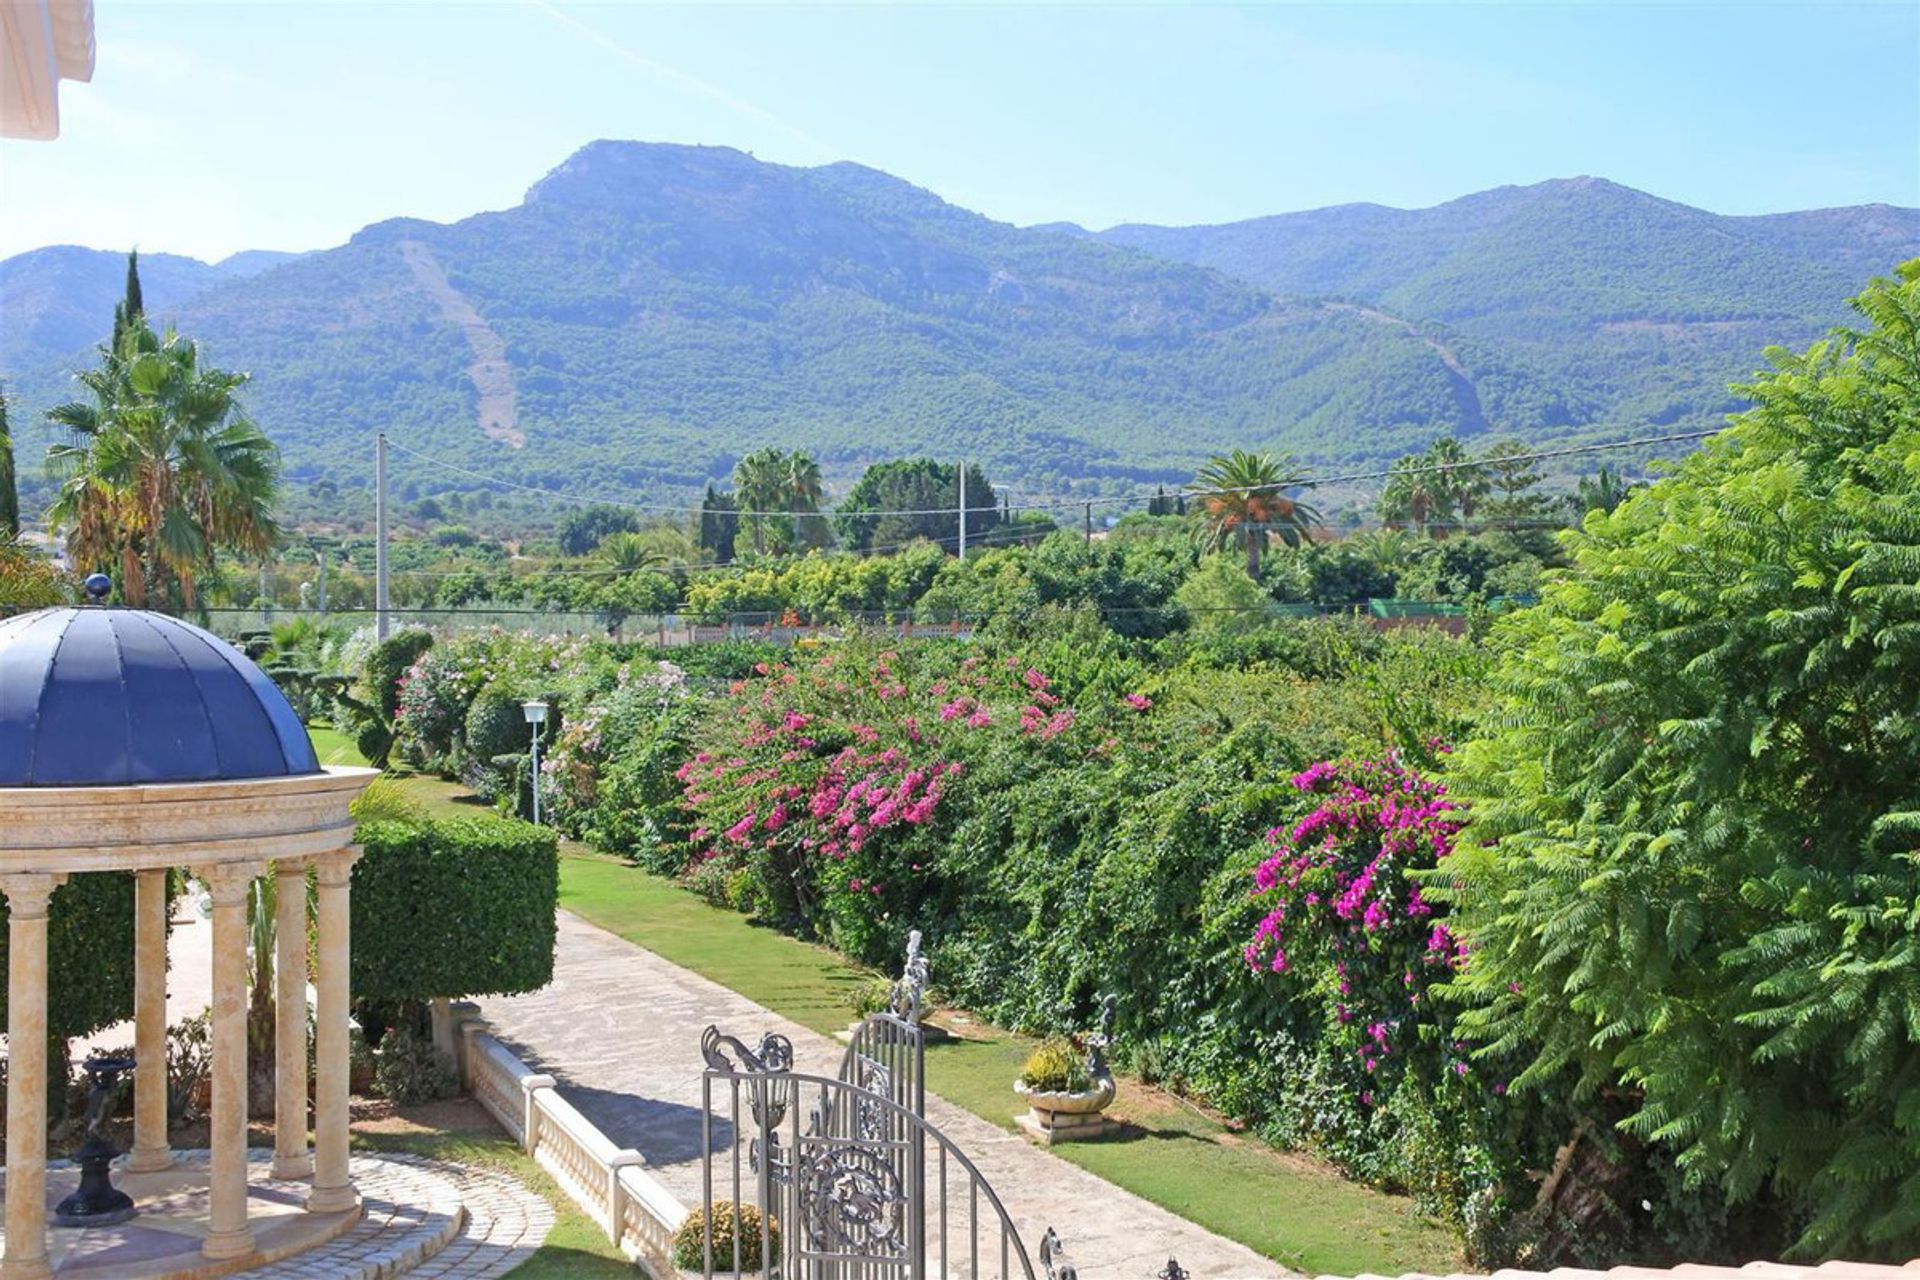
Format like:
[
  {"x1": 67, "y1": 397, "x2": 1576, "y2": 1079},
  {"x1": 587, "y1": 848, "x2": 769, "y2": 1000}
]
[{"x1": 1014, "y1": 1076, "x2": 1117, "y2": 1145}]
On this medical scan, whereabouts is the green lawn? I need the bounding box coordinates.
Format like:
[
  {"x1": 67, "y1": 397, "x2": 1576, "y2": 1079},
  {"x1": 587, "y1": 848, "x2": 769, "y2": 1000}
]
[
  {"x1": 306, "y1": 725, "x2": 368, "y2": 768},
  {"x1": 559, "y1": 855, "x2": 1463, "y2": 1274}
]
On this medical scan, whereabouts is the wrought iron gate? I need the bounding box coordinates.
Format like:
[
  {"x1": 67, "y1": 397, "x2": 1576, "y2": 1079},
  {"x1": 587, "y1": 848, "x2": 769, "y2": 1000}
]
[{"x1": 697, "y1": 931, "x2": 1037, "y2": 1280}]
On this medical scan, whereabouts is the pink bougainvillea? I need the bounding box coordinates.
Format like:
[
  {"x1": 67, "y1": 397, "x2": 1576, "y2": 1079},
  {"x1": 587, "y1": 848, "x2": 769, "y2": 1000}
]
[{"x1": 1245, "y1": 753, "x2": 1469, "y2": 1098}]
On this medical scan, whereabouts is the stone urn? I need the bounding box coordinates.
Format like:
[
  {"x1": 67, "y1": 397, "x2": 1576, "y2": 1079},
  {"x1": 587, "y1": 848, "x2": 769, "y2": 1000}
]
[
  {"x1": 1014, "y1": 995, "x2": 1118, "y2": 1145},
  {"x1": 1014, "y1": 1073, "x2": 1117, "y2": 1145}
]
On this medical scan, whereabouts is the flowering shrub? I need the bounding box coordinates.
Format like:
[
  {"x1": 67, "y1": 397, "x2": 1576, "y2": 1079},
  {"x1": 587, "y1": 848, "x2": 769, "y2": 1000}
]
[
  {"x1": 393, "y1": 647, "x2": 479, "y2": 770},
  {"x1": 545, "y1": 660, "x2": 693, "y2": 866},
  {"x1": 673, "y1": 641, "x2": 1111, "y2": 962},
  {"x1": 1245, "y1": 753, "x2": 1468, "y2": 1095}
]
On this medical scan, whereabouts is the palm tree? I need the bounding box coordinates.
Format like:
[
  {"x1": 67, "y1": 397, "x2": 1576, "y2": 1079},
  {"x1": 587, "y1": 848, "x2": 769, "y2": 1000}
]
[
  {"x1": 779, "y1": 450, "x2": 830, "y2": 549},
  {"x1": 1574, "y1": 464, "x2": 1634, "y2": 517},
  {"x1": 595, "y1": 530, "x2": 665, "y2": 573},
  {"x1": 732, "y1": 448, "x2": 787, "y2": 556},
  {"x1": 1190, "y1": 449, "x2": 1320, "y2": 576},
  {"x1": 777, "y1": 450, "x2": 824, "y2": 514},
  {"x1": 1422, "y1": 437, "x2": 1487, "y2": 532},
  {"x1": 1378, "y1": 455, "x2": 1441, "y2": 533},
  {"x1": 47, "y1": 320, "x2": 280, "y2": 611}
]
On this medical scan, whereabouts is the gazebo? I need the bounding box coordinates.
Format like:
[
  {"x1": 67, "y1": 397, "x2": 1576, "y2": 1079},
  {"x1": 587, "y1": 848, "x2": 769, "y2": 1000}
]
[{"x1": 0, "y1": 603, "x2": 376, "y2": 1278}]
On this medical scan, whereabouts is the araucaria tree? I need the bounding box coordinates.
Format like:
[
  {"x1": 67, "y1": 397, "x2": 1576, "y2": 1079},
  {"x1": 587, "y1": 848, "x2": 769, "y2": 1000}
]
[
  {"x1": 47, "y1": 313, "x2": 281, "y2": 611},
  {"x1": 1191, "y1": 449, "x2": 1319, "y2": 575},
  {"x1": 1444, "y1": 263, "x2": 1920, "y2": 1257}
]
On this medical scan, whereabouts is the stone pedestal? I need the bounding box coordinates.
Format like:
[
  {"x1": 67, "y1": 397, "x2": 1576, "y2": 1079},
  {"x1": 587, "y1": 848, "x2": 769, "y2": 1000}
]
[{"x1": 1013, "y1": 1077, "x2": 1118, "y2": 1146}]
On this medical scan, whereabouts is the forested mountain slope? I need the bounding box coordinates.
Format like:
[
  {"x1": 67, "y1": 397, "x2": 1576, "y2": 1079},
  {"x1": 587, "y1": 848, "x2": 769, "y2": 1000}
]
[
  {"x1": 3, "y1": 146, "x2": 1909, "y2": 508},
  {"x1": 1096, "y1": 177, "x2": 1920, "y2": 432}
]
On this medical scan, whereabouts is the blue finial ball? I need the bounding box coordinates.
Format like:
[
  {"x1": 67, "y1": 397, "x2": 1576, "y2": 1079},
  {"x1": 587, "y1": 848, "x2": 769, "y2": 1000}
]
[{"x1": 83, "y1": 573, "x2": 112, "y2": 603}]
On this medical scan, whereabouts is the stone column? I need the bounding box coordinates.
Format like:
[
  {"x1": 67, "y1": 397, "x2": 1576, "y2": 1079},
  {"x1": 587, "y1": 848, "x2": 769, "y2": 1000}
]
[
  {"x1": 306, "y1": 847, "x2": 361, "y2": 1215},
  {"x1": 271, "y1": 859, "x2": 312, "y2": 1180},
  {"x1": 1, "y1": 873, "x2": 65, "y2": 1280},
  {"x1": 126, "y1": 867, "x2": 173, "y2": 1173},
  {"x1": 199, "y1": 862, "x2": 264, "y2": 1262}
]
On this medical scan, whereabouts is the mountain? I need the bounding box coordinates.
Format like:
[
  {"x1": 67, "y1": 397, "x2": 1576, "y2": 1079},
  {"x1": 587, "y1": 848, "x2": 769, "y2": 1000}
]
[
  {"x1": 2, "y1": 146, "x2": 1913, "y2": 513},
  {"x1": 0, "y1": 246, "x2": 299, "y2": 374},
  {"x1": 1096, "y1": 178, "x2": 1920, "y2": 431}
]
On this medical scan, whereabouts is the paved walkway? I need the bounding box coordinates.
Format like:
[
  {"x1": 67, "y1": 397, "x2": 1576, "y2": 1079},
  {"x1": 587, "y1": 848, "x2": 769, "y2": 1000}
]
[{"x1": 480, "y1": 911, "x2": 1288, "y2": 1279}]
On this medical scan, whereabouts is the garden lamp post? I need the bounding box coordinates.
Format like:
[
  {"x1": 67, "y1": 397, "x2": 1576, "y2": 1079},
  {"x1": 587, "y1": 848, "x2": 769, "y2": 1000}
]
[{"x1": 522, "y1": 700, "x2": 549, "y2": 825}]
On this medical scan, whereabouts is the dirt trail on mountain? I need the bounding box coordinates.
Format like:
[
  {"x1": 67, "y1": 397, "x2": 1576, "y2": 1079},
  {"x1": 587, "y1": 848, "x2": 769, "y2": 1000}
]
[
  {"x1": 398, "y1": 240, "x2": 524, "y2": 448},
  {"x1": 1328, "y1": 300, "x2": 1489, "y2": 434}
]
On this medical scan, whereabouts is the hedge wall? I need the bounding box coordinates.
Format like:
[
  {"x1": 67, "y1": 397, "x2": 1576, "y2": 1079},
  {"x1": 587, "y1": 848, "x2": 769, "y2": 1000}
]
[
  {"x1": 352, "y1": 817, "x2": 558, "y2": 1001},
  {"x1": 0, "y1": 872, "x2": 138, "y2": 1039}
]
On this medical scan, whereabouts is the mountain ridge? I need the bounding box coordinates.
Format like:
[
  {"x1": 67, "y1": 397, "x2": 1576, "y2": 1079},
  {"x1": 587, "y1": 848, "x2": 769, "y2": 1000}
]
[{"x1": 3, "y1": 142, "x2": 1914, "y2": 512}]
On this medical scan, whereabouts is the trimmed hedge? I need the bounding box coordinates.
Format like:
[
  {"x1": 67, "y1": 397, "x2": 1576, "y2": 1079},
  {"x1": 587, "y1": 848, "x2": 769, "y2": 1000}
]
[
  {"x1": 0, "y1": 872, "x2": 138, "y2": 1039},
  {"x1": 352, "y1": 817, "x2": 558, "y2": 1001}
]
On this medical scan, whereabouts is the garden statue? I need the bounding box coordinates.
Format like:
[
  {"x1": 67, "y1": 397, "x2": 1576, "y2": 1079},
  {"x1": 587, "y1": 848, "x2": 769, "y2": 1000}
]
[
  {"x1": 889, "y1": 929, "x2": 930, "y2": 1024},
  {"x1": 53, "y1": 1055, "x2": 139, "y2": 1228}
]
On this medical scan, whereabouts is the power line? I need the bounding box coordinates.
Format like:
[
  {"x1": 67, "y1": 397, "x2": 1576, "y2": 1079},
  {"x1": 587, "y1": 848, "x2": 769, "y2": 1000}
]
[
  {"x1": 379, "y1": 437, "x2": 1084, "y2": 519},
  {"x1": 1163, "y1": 429, "x2": 1718, "y2": 505},
  {"x1": 357, "y1": 425, "x2": 1715, "y2": 525}
]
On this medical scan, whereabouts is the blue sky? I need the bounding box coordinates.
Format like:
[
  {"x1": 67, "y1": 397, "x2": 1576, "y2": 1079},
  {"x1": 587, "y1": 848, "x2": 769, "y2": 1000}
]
[{"x1": 2, "y1": 1, "x2": 1915, "y2": 262}]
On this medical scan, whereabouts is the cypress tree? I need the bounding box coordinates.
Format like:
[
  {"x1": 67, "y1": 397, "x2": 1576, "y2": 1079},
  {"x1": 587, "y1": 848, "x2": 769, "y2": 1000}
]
[
  {"x1": 110, "y1": 249, "x2": 144, "y2": 349},
  {"x1": 698, "y1": 485, "x2": 739, "y2": 564},
  {"x1": 0, "y1": 386, "x2": 16, "y2": 537}
]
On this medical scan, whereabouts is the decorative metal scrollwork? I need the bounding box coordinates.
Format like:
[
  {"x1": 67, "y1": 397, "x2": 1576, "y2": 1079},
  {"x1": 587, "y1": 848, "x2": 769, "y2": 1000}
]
[
  {"x1": 797, "y1": 1139, "x2": 909, "y2": 1256},
  {"x1": 1040, "y1": 1227, "x2": 1078, "y2": 1280},
  {"x1": 701, "y1": 1024, "x2": 794, "y2": 1076},
  {"x1": 889, "y1": 929, "x2": 930, "y2": 1024},
  {"x1": 1158, "y1": 1259, "x2": 1190, "y2": 1280},
  {"x1": 702, "y1": 1024, "x2": 795, "y2": 1149},
  {"x1": 852, "y1": 1057, "x2": 893, "y2": 1142}
]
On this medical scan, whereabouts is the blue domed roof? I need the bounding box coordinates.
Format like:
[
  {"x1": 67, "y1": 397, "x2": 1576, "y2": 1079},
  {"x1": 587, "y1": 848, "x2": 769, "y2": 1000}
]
[{"x1": 0, "y1": 608, "x2": 321, "y2": 787}]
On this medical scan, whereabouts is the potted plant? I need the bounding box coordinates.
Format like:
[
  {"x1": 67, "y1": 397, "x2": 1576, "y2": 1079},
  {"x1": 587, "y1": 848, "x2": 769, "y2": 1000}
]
[
  {"x1": 1013, "y1": 996, "x2": 1117, "y2": 1144},
  {"x1": 672, "y1": 1200, "x2": 779, "y2": 1276}
]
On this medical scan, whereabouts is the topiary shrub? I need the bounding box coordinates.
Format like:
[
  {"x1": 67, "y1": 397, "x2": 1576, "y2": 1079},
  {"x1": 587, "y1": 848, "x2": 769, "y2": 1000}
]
[
  {"x1": 352, "y1": 817, "x2": 559, "y2": 1002},
  {"x1": 355, "y1": 719, "x2": 394, "y2": 770},
  {"x1": 0, "y1": 872, "x2": 139, "y2": 1043},
  {"x1": 362, "y1": 629, "x2": 433, "y2": 725},
  {"x1": 671, "y1": 1200, "x2": 779, "y2": 1272},
  {"x1": 463, "y1": 681, "x2": 530, "y2": 766}
]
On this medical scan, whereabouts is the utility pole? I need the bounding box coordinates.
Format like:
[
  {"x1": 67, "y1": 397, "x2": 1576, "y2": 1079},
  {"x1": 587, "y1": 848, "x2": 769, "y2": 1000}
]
[
  {"x1": 957, "y1": 460, "x2": 967, "y2": 561},
  {"x1": 314, "y1": 540, "x2": 328, "y2": 616},
  {"x1": 1084, "y1": 501, "x2": 1093, "y2": 547},
  {"x1": 375, "y1": 433, "x2": 390, "y2": 640}
]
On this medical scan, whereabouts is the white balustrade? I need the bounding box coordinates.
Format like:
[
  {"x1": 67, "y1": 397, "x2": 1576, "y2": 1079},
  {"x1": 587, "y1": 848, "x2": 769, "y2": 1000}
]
[{"x1": 454, "y1": 1012, "x2": 686, "y2": 1277}]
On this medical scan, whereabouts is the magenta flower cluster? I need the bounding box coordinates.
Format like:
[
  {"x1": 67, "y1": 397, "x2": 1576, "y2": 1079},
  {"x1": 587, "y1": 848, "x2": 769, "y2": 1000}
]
[{"x1": 1245, "y1": 753, "x2": 1467, "y2": 1095}]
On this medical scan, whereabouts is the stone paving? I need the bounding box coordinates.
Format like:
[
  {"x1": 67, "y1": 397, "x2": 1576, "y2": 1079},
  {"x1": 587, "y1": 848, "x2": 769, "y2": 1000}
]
[
  {"x1": 480, "y1": 910, "x2": 1288, "y2": 1279},
  {"x1": 238, "y1": 1151, "x2": 552, "y2": 1280},
  {"x1": 2, "y1": 1150, "x2": 550, "y2": 1278}
]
